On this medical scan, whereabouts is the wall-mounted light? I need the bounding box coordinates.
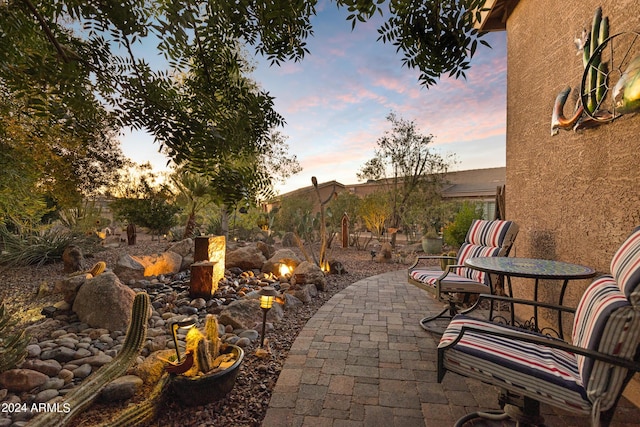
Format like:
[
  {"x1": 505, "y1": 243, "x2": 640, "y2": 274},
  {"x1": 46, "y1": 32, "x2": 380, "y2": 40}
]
[
  {"x1": 258, "y1": 286, "x2": 278, "y2": 348},
  {"x1": 170, "y1": 318, "x2": 196, "y2": 362}
]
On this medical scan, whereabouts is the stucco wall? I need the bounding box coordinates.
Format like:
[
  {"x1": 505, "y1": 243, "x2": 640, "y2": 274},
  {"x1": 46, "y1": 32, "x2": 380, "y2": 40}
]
[{"x1": 505, "y1": 0, "x2": 640, "y2": 314}]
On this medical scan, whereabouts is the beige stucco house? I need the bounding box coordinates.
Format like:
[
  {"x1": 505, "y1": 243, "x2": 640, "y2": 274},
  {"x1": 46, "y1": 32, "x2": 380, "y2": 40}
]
[
  {"x1": 268, "y1": 167, "x2": 506, "y2": 220},
  {"x1": 482, "y1": 0, "x2": 640, "y2": 402}
]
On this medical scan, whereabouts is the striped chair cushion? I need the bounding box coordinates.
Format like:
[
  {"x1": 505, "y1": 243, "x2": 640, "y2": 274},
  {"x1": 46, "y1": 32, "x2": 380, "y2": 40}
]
[
  {"x1": 453, "y1": 243, "x2": 502, "y2": 284},
  {"x1": 611, "y1": 226, "x2": 640, "y2": 305},
  {"x1": 409, "y1": 269, "x2": 490, "y2": 291},
  {"x1": 571, "y1": 276, "x2": 640, "y2": 409},
  {"x1": 466, "y1": 219, "x2": 515, "y2": 247},
  {"x1": 439, "y1": 315, "x2": 591, "y2": 413}
]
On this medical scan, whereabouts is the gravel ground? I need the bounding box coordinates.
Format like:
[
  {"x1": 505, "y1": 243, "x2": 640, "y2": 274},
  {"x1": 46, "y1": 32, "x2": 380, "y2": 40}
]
[{"x1": 0, "y1": 234, "x2": 421, "y2": 426}]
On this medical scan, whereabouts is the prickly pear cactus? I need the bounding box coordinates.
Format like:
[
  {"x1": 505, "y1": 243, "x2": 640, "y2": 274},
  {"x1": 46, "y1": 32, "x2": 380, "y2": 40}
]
[{"x1": 27, "y1": 292, "x2": 151, "y2": 427}]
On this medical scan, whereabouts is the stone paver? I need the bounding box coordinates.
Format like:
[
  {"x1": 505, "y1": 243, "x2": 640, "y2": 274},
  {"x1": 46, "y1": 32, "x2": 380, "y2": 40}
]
[{"x1": 262, "y1": 269, "x2": 640, "y2": 427}]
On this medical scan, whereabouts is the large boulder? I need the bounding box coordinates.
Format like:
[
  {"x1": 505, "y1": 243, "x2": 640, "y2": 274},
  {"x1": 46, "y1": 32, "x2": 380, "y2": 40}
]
[
  {"x1": 72, "y1": 272, "x2": 137, "y2": 331},
  {"x1": 169, "y1": 238, "x2": 195, "y2": 271},
  {"x1": 54, "y1": 274, "x2": 91, "y2": 303},
  {"x1": 225, "y1": 245, "x2": 266, "y2": 270},
  {"x1": 262, "y1": 248, "x2": 301, "y2": 275},
  {"x1": 292, "y1": 261, "x2": 327, "y2": 291},
  {"x1": 167, "y1": 238, "x2": 193, "y2": 258},
  {"x1": 218, "y1": 298, "x2": 283, "y2": 330},
  {"x1": 256, "y1": 241, "x2": 275, "y2": 260},
  {"x1": 281, "y1": 232, "x2": 296, "y2": 247},
  {"x1": 114, "y1": 251, "x2": 183, "y2": 282}
]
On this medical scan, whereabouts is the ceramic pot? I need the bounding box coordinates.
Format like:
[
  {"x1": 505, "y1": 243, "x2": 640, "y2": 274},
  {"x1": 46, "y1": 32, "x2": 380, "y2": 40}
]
[{"x1": 170, "y1": 344, "x2": 244, "y2": 406}]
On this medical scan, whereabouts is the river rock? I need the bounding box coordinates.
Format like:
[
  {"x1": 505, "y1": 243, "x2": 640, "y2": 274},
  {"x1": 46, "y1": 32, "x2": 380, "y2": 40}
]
[
  {"x1": 39, "y1": 347, "x2": 76, "y2": 364},
  {"x1": 21, "y1": 359, "x2": 62, "y2": 377},
  {"x1": 34, "y1": 388, "x2": 59, "y2": 403},
  {"x1": 100, "y1": 375, "x2": 143, "y2": 402},
  {"x1": 72, "y1": 363, "x2": 92, "y2": 379},
  {"x1": 0, "y1": 369, "x2": 48, "y2": 392}
]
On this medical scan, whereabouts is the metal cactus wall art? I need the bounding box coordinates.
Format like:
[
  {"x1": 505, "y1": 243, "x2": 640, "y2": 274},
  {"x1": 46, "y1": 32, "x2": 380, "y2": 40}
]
[{"x1": 551, "y1": 7, "x2": 640, "y2": 135}]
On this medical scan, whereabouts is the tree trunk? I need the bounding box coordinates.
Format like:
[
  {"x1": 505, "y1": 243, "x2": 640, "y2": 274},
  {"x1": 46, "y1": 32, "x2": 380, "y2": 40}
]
[{"x1": 184, "y1": 212, "x2": 196, "y2": 238}]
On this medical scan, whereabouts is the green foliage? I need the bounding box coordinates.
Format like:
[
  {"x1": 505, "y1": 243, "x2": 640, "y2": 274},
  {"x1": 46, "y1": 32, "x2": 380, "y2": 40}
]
[
  {"x1": 0, "y1": 304, "x2": 29, "y2": 373},
  {"x1": 1, "y1": 0, "x2": 486, "y2": 215},
  {"x1": 327, "y1": 191, "x2": 361, "y2": 230},
  {"x1": 111, "y1": 197, "x2": 179, "y2": 238},
  {"x1": 362, "y1": 0, "x2": 490, "y2": 87},
  {"x1": 55, "y1": 201, "x2": 110, "y2": 235},
  {"x1": 443, "y1": 202, "x2": 483, "y2": 247},
  {"x1": 0, "y1": 224, "x2": 96, "y2": 267},
  {"x1": 359, "y1": 191, "x2": 392, "y2": 238},
  {"x1": 272, "y1": 196, "x2": 314, "y2": 234},
  {"x1": 110, "y1": 167, "x2": 180, "y2": 237}
]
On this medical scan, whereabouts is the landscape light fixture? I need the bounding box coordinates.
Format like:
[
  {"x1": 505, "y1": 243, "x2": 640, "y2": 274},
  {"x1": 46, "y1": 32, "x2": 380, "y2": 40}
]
[
  {"x1": 258, "y1": 286, "x2": 278, "y2": 348},
  {"x1": 170, "y1": 318, "x2": 196, "y2": 362}
]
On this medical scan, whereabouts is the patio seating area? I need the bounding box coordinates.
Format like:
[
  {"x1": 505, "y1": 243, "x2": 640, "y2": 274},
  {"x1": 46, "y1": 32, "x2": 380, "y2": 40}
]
[{"x1": 262, "y1": 269, "x2": 640, "y2": 426}]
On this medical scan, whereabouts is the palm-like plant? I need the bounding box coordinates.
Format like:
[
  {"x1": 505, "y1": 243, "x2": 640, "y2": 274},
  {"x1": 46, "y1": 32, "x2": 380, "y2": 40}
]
[{"x1": 171, "y1": 170, "x2": 216, "y2": 239}]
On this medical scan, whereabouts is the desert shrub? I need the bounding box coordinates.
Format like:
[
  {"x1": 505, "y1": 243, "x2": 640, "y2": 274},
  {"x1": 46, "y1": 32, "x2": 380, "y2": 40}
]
[
  {"x1": 443, "y1": 202, "x2": 483, "y2": 247},
  {"x1": 0, "y1": 225, "x2": 96, "y2": 267}
]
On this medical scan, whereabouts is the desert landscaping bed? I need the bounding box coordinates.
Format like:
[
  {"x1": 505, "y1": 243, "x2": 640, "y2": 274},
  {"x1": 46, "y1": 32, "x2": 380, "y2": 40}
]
[{"x1": 0, "y1": 234, "x2": 417, "y2": 426}]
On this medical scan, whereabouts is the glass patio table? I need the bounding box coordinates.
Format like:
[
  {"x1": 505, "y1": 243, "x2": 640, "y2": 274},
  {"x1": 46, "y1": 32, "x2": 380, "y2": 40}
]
[{"x1": 464, "y1": 257, "x2": 597, "y2": 339}]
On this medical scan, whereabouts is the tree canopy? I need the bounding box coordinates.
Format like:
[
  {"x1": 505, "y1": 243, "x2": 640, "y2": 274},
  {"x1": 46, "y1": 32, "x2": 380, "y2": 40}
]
[
  {"x1": 358, "y1": 112, "x2": 454, "y2": 243},
  {"x1": 0, "y1": 0, "x2": 489, "y2": 225}
]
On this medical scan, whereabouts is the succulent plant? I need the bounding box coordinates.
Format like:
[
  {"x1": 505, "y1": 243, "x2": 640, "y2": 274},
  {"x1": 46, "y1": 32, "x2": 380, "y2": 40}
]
[{"x1": 0, "y1": 303, "x2": 29, "y2": 373}]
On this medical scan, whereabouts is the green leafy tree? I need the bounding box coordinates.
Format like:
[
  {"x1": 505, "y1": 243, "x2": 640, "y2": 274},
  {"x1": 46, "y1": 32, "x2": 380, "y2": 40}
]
[
  {"x1": 110, "y1": 168, "x2": 179, "y2": 239},
  {"x1": 0, "y1": 82, "x2": 125, "y2": 226},
  {"x1": 359, "y1": 190, "x2": 391, "y2": 240},
  {"x1": 358, "y1": 112, "x2": 454, "y2": 246}
]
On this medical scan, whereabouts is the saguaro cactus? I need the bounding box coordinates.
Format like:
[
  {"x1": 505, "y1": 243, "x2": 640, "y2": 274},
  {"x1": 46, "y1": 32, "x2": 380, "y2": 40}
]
[{"x1": 27, "y1": 293, "x2": 150, "y2": 427}]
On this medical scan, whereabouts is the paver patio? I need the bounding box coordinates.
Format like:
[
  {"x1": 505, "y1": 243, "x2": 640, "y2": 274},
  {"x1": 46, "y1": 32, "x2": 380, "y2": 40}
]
[{"x1": 262, "y1": 270, "x2": 640, "y2": 427}]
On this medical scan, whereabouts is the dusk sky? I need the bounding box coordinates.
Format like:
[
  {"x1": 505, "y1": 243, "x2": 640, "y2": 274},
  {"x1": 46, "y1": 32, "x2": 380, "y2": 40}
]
[{"x1": 120, "y1": 3, "x2": 508, "y2": 195}]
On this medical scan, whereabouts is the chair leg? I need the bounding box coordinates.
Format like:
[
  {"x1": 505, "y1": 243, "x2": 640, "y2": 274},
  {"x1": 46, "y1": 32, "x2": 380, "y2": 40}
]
[
  {"x1": 420, "y1": 300, "x2": 458, "y2": 333},
  {"x1": 454, "y1": 391, "x2": 546, "y2": 427}
]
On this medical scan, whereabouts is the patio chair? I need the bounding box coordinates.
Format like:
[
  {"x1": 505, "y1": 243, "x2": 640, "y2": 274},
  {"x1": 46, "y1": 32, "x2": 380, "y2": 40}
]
[
  {"x1": 408, "y1": 219, "x2": 519, "y2": 333},
  {"x1": 437, "y1": 226, "x2": 640, "y2": 427}
]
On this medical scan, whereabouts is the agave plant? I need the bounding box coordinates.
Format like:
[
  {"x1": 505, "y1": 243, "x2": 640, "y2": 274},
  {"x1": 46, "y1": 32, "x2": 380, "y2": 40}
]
[{"x1": 0, "y1": 303, "x2": 29, "y2": 373}]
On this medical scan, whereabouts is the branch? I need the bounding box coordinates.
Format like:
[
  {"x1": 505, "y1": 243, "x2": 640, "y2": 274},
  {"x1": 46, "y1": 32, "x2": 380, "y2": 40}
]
[{"x1": 21, "y1": 0, "x2": 71, "y2": 63}]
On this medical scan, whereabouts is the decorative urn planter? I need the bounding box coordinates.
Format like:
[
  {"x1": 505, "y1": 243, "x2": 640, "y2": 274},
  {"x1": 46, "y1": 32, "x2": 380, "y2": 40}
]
[
  {"x1": 169, "y1": 344, "x2": 244, "y2": 406},
  {"x1": 421, "y1": 236, "x2": 443, "y2": 254}
]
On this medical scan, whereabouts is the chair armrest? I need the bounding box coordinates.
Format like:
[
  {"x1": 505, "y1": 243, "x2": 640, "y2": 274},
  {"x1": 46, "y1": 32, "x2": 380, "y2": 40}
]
[
  {"x1": 408, "y1": 255, "x2": 456, "y2": 269},
  {"x1": 439, "y1": 324, "x2": 640, "y2": 372},
  {"x1": 475, "y1": 293, "x2": 577, "y2": 314}
]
